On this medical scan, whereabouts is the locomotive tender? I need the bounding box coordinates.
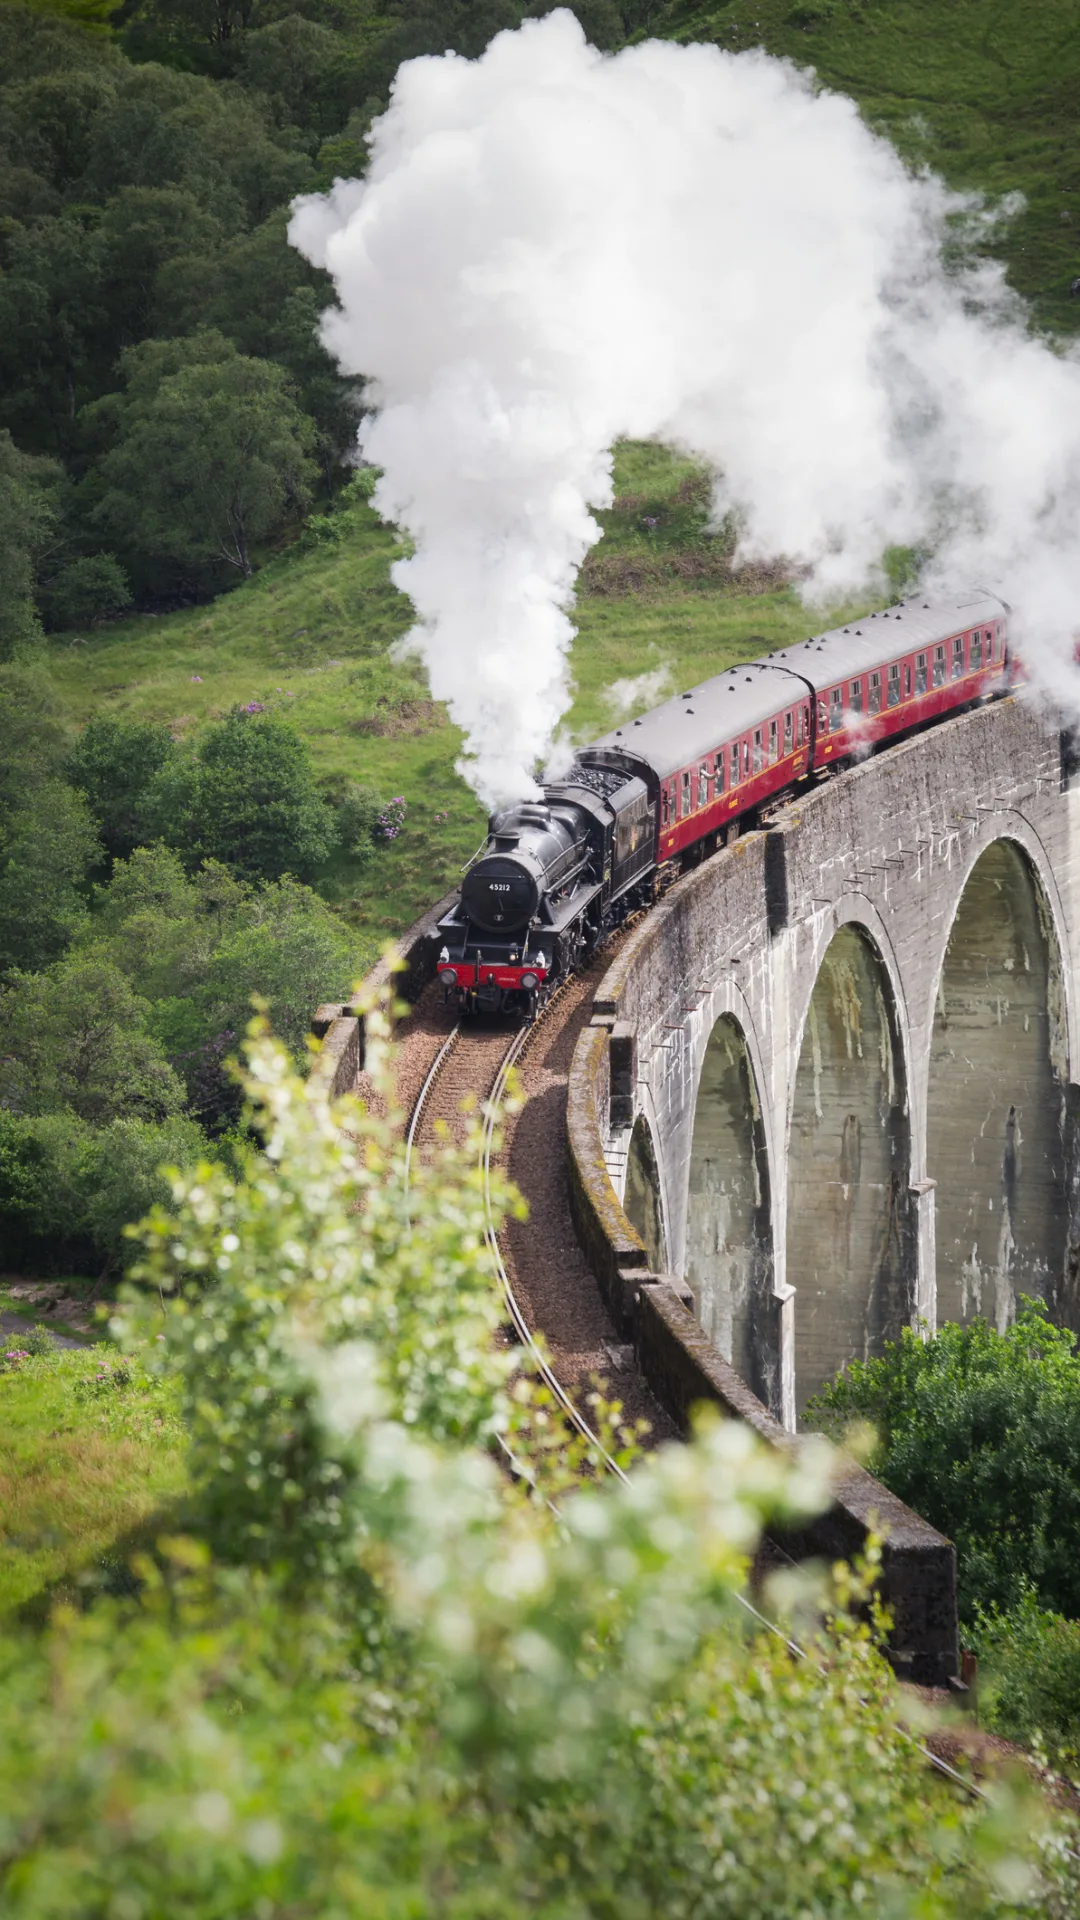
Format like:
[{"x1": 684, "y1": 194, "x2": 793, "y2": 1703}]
[{"x1": 436, "y1": 589, "x2": 1010, "y2": 1016}]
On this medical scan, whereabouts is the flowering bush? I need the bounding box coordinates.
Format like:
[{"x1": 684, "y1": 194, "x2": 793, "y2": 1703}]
[{"x1": 375, "y1": 795, "x2": 406, "y2": 839}]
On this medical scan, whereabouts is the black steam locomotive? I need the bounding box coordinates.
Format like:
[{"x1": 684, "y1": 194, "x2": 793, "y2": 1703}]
[{"x1": 436, "y1": 588, "x2": 1011, "y2": 1015}]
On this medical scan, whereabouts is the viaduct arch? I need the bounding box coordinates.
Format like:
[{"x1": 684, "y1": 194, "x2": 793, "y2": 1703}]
[{"x1": 570, "y1": 698, "x2": 1080, "y2": 1429}]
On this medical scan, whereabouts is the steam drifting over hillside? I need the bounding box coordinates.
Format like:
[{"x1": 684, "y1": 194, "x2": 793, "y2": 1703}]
[{"x1": 290, "y1": 9, "x2": 1080, "y2": 805}]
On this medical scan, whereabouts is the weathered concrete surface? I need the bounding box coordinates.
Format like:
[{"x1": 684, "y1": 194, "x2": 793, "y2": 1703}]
[
  {"x1": 569, "y1": 697, "x2": 1080, "y2": 1428},
  {"x1": 927, "y1": 839, "x2": 1067, "y2": 1329},
  {"x1": 788, "y1": 924, "x2": 913, "y2": 1409}
]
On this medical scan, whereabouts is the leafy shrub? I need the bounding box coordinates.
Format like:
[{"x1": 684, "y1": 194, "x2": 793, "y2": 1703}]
[
  {"x1": 375, "y1": 794, "x2": 406, "y2": 840},
  {"x1": 0, "y1": 1324, "x2": 54, "y2": 1369},
  {"x1": 67, "y1": 714, "x2": 174, "y2": 860},
  {"x1": 142, "y1": 707, "x2": 335, "y2": 882},
  {"x1": 0, "y1": 779, "x2": 99, "y2": 975},
  {"x1": 38, "y1": 553, "x2": 132, "y2": 631},
  {"x1": 973, "y1": 1593, "x2": 1080, "y2": 1773},
  {"x1": 0, "y1": 1109, "x2": 97, "y2": 1273},
  {"x1": 806, "y1": 1302, "x2": 1080, "y2": 1621},
  {"x1": 318, "y1": 772, "x2": 382, "y2": 858},
  {"x1": 0, "y1": 1105, "x2": 205, "y2": 1276},
  {"x1": 0, "y1": 954, "x2": 185, "y2": 1124}
]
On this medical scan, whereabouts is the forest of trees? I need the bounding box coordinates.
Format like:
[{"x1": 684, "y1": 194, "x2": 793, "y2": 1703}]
[{"x1": 0, "y1": 0, "x2": 675, "y2": 641}]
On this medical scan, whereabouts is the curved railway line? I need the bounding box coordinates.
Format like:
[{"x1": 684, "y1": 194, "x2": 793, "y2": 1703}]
[
  {"x1": 402, "y1": 980, "x2": 616, "y2": 1464},
  {"x1": 397, "y1": 988, "x2": 1004, "y2": 1813}
]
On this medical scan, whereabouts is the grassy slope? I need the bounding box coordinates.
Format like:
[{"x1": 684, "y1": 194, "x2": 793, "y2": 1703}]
[
  {"x1": 50, "y1": 444, "x2": 859, "y2": 947},
  {"x1": 0, "y1": 1345, "x2": 186, "y2": 1621},
  {"x1": 673, "y1": 0, "x2": 1080, "y2": 336}
]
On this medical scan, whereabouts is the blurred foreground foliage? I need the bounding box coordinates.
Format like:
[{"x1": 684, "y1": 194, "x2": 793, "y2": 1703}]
[{"x1": 2, "y1": 1012, "x2": 1079, "y2": 1914}]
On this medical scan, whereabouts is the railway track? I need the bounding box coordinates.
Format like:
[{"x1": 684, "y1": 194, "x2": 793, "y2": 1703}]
[
  {"x1": 401, "y1": 992, "x2": 1002, "y2": 1812},
  {"x1": 403, "y1": 980, "x2": 619, "y2": 1469}
]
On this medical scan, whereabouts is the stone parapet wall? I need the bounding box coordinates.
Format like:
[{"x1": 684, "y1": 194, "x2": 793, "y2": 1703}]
[
  {"x1": 637, "y1": 1280, "x2": 959, "y2": 1687},
  {"x1": 308, "y1": 886, "x2": 458, "y2": 1099}
]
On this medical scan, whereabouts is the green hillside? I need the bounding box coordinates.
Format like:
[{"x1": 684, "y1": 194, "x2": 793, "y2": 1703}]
[
  {"x1": 674, "y1": 0, "x2": 1080, "y2": 337},
  {"x1": 48, "y1": 440, "x2": 837, "y2": 943}
]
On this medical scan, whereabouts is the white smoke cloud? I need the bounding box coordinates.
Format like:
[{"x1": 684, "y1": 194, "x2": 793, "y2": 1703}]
[
  {"x1": 604, "y1": 664, "x2": 675, "y2": 720},
  {"x1": 289, "y1": 9, "x2": 1080, "y2": 804}
]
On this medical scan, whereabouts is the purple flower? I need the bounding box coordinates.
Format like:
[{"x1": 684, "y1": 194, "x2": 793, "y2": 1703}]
[
  {"x1": 191, "y1": 675, "x2": 203, "y2": 683},
  {"x1": 244, "y1": 701, "x2": 264, "y2": 713}
]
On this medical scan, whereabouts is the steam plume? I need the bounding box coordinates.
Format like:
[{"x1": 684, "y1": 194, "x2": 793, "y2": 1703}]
[{"x1": 289, "y1": 10, "x2": 1080, "y2": 805}]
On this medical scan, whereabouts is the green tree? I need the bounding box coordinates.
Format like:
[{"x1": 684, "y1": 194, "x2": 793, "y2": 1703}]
[
  {"x1": 0, "y1": 780, "x2": 99, "y2": 975},
  {"x1": 0, "y1": 663, "x2": 70, "y2": 803},
  {"x1": 67, "y1": 713, "x2": 175, "y2": 860},
  {"x1": 0, "y1": 1108, "x2": 94, "y2": 1272},
  {"x1": 0, "y1": 1106, "x2": 204, "y2": 1275},
  {"x1": 0, "y1": 953, "x2": 185, "y2": 1122},
  {"x1": 84, "y1": 1112, "x2": 208, "y2": 1276},
  {"x1": 37, "y1": 552, "x2": 132, "y2": 630},
  {"x1": 143, "y1": 707, "x2": 335, "y2": 880},
  {"x1": 0, "y1": 431, "x2": 58, "y2": 659},
  {"x1": 193, "y1": 875, "x2": 358, "y2": 1052},
  {"x1": 807, "y1": 1301, "x2": 1080, "y2": 1623},
  {"x1": 90, "y1": 334, "x2": 317, "y2": 584},
  {"x1": 162, "y1": 215, "x2": 360, "y2": 468}
]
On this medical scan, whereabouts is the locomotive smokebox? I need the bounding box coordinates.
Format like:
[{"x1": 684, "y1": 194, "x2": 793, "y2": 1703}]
[
  {"x1": 460, "y1": 853, "x2": 540, "y2": 933},
  {"x1": 460, "y1": 801, "x2": 587, "y2": 935}
]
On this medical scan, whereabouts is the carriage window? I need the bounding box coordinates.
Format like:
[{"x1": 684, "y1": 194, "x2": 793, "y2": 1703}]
[
  {"x1": 849, "y1": 679, "x2": 862, "y2": 714},
  {"x1": 933, "y1": 645, "x2": 945, "y2": 688},
  {"x1": 952, "y1": 635, "x2": 965, "y2": 680},
  {"x1": 887, "y1": 662, "x2": 900, "y2": 708},
  {"x1": 783, "y1": 710, "x2": 793, "y2": 754},
  {"x1": 714, "y1": 750, "x2": 725, "y2": 794},
  {"x1": 752, "y1": 729, "x2": 763, "y2": 773},
  {"x1": 732, "y1": 743, "x2": 741, "y2": 786},
  {"x1": 827, "y1": 687, "x2": 841, "y2": 732},
  {"x1": 698, "y1": 762, "x2": 709, "y2": 808},
  {"x1": 681, "y1": 770, "x2": 692, "y2": 816},
  {"x1": 817, "y1": 695, "x2": 828, "y2": 734},
  {"x1": 742, "y1": 738, "x2": 751, "y2": 779},
  {"x1": 970, "y1": 630, "x2": 982, "y2": 669},
  {"x1": 987, "y1": 628, "x2": 996, "y2": 661},
  {"x1": 661, "y1": 786, "x2": 669, "y2": 827},
  {"x1": 868, "y1": 671, "x2": 881, "y2": 715},
  {"x1": 916, "y1": 653, "x2": 927, "y2": 693},
  {"x1": 769, "y1": 718, "x2": 779, "y2": 763},
  {"x1": 799, "y1": 705, "x2": 808, "y2": 746},
  {"x1": 904, "y1": 663, "x2": 912, "y2": 697}
]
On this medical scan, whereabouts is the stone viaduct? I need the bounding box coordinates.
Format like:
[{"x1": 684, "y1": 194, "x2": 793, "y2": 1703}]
[{"x1": 568, "y1": 696, "x2": 1080, "y2": 1432}]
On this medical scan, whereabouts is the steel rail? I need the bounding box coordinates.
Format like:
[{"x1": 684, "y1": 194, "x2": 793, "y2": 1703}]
[{"x1": 403, "y1": 1022, "x2": 460, "y2": 1193}]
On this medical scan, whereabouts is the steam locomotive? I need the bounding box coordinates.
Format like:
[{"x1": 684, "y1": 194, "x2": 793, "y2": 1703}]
[{"x1": 436, "y1": 589, "x2": 1011, "y2": 1016}]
